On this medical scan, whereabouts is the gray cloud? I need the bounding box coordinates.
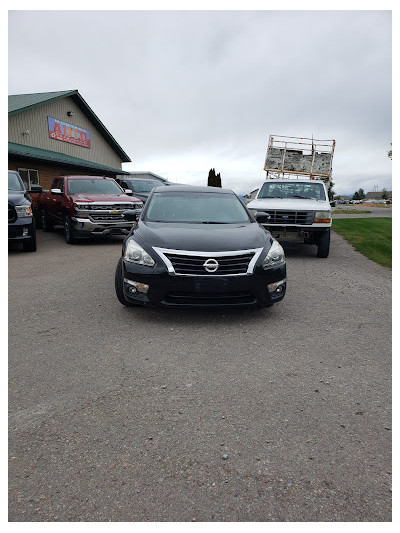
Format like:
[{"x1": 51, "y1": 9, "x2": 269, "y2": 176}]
[{"x1": 8, "y1": 10, "x2": 392, "y2": 196}]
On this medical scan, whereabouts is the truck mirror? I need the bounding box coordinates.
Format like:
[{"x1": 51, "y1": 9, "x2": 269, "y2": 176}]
[
  {"x1": 123, "y1": 209, "x2": 140, "y2": 221},
  {"x1": 124, "y1": 189, "x2": 133, "y2": 196},
  {"x1": 50, "y1": 188, "x2": 63, "y2": 195}
]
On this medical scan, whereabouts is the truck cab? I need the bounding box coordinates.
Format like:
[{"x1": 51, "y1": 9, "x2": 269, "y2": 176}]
[{"x1": 247, "y1": 178, "x2": 332, "y2": 257}]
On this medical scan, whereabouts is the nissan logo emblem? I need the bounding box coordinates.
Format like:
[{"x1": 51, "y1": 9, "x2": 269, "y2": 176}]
[{"x1": 203, "y1": 258, "x2": 219, "y2": 273}]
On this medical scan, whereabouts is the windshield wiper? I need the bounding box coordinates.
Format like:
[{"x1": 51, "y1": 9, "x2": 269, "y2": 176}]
[
  {"x1": 201, "y1": 221, "x2": 229, "y2": 224},
  {"x1": 260, "y1": 195, "x2": 282, "y2": 199},
  {"x1": 291, "y1": 195, "x2": 308, "y2": 199}
]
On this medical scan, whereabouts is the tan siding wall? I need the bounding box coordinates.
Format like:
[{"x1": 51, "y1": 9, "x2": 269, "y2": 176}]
[
  {"x1": 8, "y1": 97, "x2": 123, "y2": 169},
  {"x1": 8, "y1": 157, "x2": 107, "y2": 191}
]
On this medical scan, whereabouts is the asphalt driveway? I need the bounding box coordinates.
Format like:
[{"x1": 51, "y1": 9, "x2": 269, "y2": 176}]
[{"x1": 8, "y1": 229, "x2": 392, "y2": 521}]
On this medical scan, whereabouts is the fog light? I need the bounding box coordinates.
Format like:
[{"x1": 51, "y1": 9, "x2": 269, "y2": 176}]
[
  {"x1": 267, "y1": 279, "x2": 286, "y2": 293},
  {"x1": 124, "y1": 278, "x2": 149, "y2": 294},
  {"x1": 22, "y1": 227, "x2": 29, "y2": 236}
]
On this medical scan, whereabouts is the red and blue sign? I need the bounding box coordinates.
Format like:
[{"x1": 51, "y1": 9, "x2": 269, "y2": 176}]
[{"x1": 48, "y1": 117, "x2": 91, "y2": 148}]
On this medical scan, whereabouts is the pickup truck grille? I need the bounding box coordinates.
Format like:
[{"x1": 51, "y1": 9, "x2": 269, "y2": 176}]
[
  {"x1": 163, "y1": 251, "x2": 256, "y2": 276},
  {"x1": 85, "y1": 203, "x2": 139, "y2": 211},
  {"x1": 89, "y1": 213, "x2": 125, "y2": 221},
  {"x1": 8, "y1": 202, "x2": 17, "y2": 223},
  {"x1": 261, "y1": 210, "x2": 314, "y2": 225}
]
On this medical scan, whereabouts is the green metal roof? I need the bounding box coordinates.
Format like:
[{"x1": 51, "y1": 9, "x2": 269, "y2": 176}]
[
  {"x1": 8, "y1": 90, "x2": 131, "y2": 162},
  {"x1": 8, "y1": 142, "x2": 130, "y2": 175}
]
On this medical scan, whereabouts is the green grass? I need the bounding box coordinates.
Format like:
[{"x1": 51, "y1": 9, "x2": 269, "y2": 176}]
[{"x1": 332, "y1": 217, "x2": 392, "y2": 268}]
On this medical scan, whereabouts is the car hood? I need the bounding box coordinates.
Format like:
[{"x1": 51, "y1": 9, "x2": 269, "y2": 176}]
[
  {"x1": 71, "y1": 193, "x2": 141, "y2": 203},
  {"x1": 135, "y1": 221, "x2": 270, "y2": 252},
  {"x1": 247, "y1": 198, "x2": 330, "y2": 211},
  {"x1": 8, "y1": 191, "x2": 29, "y2": 205}
]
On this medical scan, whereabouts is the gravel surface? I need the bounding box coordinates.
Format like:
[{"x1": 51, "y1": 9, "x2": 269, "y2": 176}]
[
  {"x1": 333, "y1": 206, "x2": 392, "y2": 218},
  {"x1": 8, "y1": 229, "x2": 391, "y2": 522}
]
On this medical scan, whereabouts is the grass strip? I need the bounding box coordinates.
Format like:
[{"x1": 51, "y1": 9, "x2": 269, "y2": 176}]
[{"x1": 332, "y1": 217, "x2": 392, "y2": 268}]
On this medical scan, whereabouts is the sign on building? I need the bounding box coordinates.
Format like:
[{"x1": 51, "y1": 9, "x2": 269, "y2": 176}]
[{"x1": 48, "y1": 117, "x2": 91, "y2": 148}]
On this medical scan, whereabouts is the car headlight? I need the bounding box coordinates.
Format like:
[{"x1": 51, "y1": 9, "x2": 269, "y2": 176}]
[
  {"x1": 262, "y1": 240, "x2": 285, "y2": 269},
  {"x1": 15, "y1": 205, "x2": 32, "y2": 217},
  {"x1": 314, "y1": 211, "x2": 331, "y2": 223},
  {"x1": 124, "y1": 239, "x2": 155, "y2": 266}
]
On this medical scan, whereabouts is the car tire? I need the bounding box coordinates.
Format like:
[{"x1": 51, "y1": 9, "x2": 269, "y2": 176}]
[
  {"x1": 64, "y1": 215, "x2": 76, "y2": 244},
  {"x1": 317, "y1": 230, "x2": 330, "y2": 258},
  {"x1": 22, "y1": 223, "x2": 37, "y2": 252},
  {"x1": 115, "y1": 258, "x2": 138, "y2": 307},
  {"x1": 41, "y1": 209, "x2": 53, "y2": 232}
]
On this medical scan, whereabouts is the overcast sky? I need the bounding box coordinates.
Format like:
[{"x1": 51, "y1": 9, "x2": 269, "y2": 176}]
[{"x1": 8, "y1": 9, "x2": 392, "y2": 196}]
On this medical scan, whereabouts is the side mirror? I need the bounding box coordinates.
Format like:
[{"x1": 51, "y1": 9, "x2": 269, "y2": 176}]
[
  {"x1": 28, "y1": 185, "x2": 43, "y2": 193},
  {"x1": 255, "y1": 211, "x2": 271, "y2": 224},
  {"x1": 124, "y1": 189, "x2": 133, "y2": 196},
  {"x1": 330, "y1": 201, "x2": 337, "y2": 207},
  {"x1": 50, "y1": 188, "x2": 63, "y2": 195},
  {"x1": 123, "y1": 209, "x2": 141, "y2": 221}
]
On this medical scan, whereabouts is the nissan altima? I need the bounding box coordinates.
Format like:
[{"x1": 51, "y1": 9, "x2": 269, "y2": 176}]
[{"x1": 115, "y1": 186, "x2": 286, "y2": 307}]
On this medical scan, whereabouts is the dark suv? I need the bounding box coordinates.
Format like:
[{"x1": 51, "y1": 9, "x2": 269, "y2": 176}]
[{"x1": 8, "y1": 170, "x2": 42, "y2": 252}]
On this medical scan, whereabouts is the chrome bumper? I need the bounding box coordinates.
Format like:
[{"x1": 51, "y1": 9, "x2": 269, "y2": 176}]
[{"x1": 72, "y1": 217, "x2": 133, "y2": 235}]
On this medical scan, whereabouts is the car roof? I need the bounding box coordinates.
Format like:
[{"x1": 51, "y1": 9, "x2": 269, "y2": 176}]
[
  {"x1": 63, "y1": 175, "x2": 115, "y2": 180},
  {"x1": 152, "y1": 185, "x2": 235, "y2": 194},
  {"x1": 124, "y1": 178, "x2": 160, "y2": 182}
]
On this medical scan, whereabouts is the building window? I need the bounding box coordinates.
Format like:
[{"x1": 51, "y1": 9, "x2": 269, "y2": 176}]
[{"x1": 17, "y1": 168, "x2": 39, "y2": 189}]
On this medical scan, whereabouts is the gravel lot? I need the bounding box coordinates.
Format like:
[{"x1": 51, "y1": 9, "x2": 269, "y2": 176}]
[{"x1": 8, "y1": 228, "x2": 392, "y2": 522}]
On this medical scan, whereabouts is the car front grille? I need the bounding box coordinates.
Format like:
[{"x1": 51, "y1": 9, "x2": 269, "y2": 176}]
[
  {"x1": 162, "y1": 291, "x2": 256, "y2": 306},
  {"x1": 261, "y1": 210, "x2": 314, "y2": 225},
  {"x1": 161, "y1": 250, "x2": 258, "y2": 276}
]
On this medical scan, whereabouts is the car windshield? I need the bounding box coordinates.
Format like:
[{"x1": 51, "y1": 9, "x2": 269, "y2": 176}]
[
  {"x1": 68, "y1": 179, "x2": 123, "y2": 195},
  {"x1": 258, "y1": 182, "x2": 326, "y2": 200},
  {"x1": 8, "y1": 171, "x2": 25, "y2": 192},
  {"x1": 145, "y1": 192, "x2": 251, "y2": 224},
  {"x1": 128, "y1": 180, "x2": 161, "y2": 193}
]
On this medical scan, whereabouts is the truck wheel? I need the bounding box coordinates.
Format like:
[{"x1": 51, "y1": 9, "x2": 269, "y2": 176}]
[
  {"x1": 317, "y1": 230, "x2": 330, "y2": 258},
  {"x1": 41, "y1": 209, "x2": 53, "y2": 232},
  {"x1": 22, "y1": 225, "x2": 37, "y2": 252},
  {"x1": 115, "y1": 258, "x2": 137, "y2": 307},
  {"x1": 64, "y1": 215, "x2": 76, "y2": 244}
]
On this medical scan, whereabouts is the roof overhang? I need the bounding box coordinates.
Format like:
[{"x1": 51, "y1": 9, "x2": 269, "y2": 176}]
[{"x1": 8, "y1": 142, "x2": 130, "y2": 175}]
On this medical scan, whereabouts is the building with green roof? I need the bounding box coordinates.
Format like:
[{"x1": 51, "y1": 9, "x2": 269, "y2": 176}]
[{"x1": 8, "y1": 90, "x2": 131, "y2": 189}]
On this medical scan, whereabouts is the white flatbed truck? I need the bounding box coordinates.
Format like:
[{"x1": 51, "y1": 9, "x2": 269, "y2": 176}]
[{"x1": 247, "y1": 135, "x2": 336, "y2": 258}]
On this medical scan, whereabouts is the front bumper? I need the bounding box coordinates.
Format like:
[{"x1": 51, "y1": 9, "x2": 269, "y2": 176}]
[
  {"x1": 121, "y1": 259, "x2": 286, "y2": 307},
  {"x1": 261, "y1": 225, "x2": 330, "y2": 243},
  {"x1": 8, "y1": 217, "x2": 35, "y2": 241},
  {"x1": 71, "y1": 217, "x2": 134, "y2": 237}
]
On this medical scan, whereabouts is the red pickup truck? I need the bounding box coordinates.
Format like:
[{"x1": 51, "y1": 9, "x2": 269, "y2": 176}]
[{"x1": 36, "y1": 175, "x2": 143, "y2": 244}]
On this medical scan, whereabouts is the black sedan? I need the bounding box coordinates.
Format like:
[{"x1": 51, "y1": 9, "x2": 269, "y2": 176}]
[{"x1": 115, "y1": 186, "x2": 286, "y2": 308}]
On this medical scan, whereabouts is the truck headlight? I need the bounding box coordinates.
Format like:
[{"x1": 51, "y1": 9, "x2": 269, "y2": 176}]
[
  {"x1": 314, "y1": 211, "x2": 331, "y2": 223},
  {"x1": 262, "y1": 240, "x2": 285, "y2": 269},
  {"x1": 15, "y1": 205, "x2": 32, "y2": 217},
  {"x1": 124, "y1": 239, "x2": 155, "y2": 267}
]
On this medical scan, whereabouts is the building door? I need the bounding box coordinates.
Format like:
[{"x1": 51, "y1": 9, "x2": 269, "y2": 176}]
[{"x1": 18, "y1": 168, "x2": 39, "y2": 189}]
